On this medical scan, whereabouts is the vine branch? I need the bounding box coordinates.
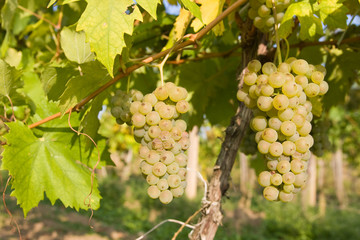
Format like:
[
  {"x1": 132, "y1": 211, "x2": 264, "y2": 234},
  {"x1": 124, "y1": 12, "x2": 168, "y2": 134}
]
[
  {"x1": 28, "y1": 0, "x2": 248, "y2": 129},
  {"x1": 17, "y1": 5, "x2": 59, "y2": 30}
]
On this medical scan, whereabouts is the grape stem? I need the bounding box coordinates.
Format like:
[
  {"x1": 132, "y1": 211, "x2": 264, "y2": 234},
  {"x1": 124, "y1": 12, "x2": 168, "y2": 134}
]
[{"x1": 272, "y1": 0, "x2": 282, "y2": 64}]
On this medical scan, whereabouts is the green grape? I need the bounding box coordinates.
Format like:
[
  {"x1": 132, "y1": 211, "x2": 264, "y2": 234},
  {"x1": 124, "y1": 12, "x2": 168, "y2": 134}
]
[
  {"x1": 147, "y1": 174, "x2": 159, "y2": 185},
  {"x1": 262, "y1": 62, "x2": 277, "y2": 75},
  {"x1": 257, "y1": 96, "x2": 273, "y2": 111},
  {"x1": 298, "y1": 92, "x2": 307, "y2": 104},
  {"x1": 146, "y1": 150, "x2": 161, "y2": 164},
  {"x1": 280, "y1": 121, "x2": 296, "y2": 136},
  {"x1": 288, "y1": 96, "x2": 299, "y2": 108},
  {"x1": 251, "y1": 116, "x2": 267, "y2": 131},
  {"x1": 167, "y1": 162, "x2": 180, "y2": 174},
  {"x1": 279, "y1": 191, "x2": 294, "y2": 202},
  {"x1": 278, "y1": 108, "x2": 294, "y2": 121},
  {"x1": 263, "y1": 186, "x2": 279, "y2": 201},
  {"x1": 298, "y1": 120, "x2": 312, "y2": 136},
  {"x1": 146, "y1": 111, "x2": 161, "y2": 126},
  {"x1": 270, "y1": 173, "x2": 283, "y2": 186},
  {"x1": 294, "y1": 172, "x2": 307, "y2": 187},
  {"x1": 295, "y1": 75, "x2": 309, "y2": 89},
  {"x1": 260, "y1": 84, "x2": 274, "y2": 97},
  {"x1": 153, "y1": 162, "x2": 167, "y2": 177},
  {"x1": 154, "y1": 101, "x2": 166, "y2": 112},
  {"x1": 158, "y1": 119, "x2": 173, "y2": 131},
  {"x1": 171, "y1": 186, "x2": 184, "y2": 198},
  {"x1": 148, "y1": 125, "x2": 161, "y2": 138},
  {"x1": 154, "y1": 86, "x2": 168, "y2": 100},
  {"x1": 178, "y1": 168, "x2": 187, "y2": 180},
  {"x1": 248, "y1": 7, "x2": 258, "y2": 20},
  {"x1": 175, "y1": 153, "x2": 188, "y2": 167},
  {"x1": 160, "y1": 151, "x2": 175, "y2": 165},
  {"x1": 267, "y1": 160, "x2": 278, "y2": 170},
  {"x1": 176, "y1": 100, "x2": 190, "y2": 113},
  {"x1": 257, "y1": 74, "x2": 269, "y2": 85},
  {"x1": 158, "y1": 105, "x2": 175, "y2": 119},
  {"x1": 148, "y1": 185, "x2": 161, "y2": 199},
  {"x1": 134, "y1": 128, "x2": 146, "y2": 138},
  {"x1": 268, "y1": 117, "x2": 282, "y2": 131},
  {"x1": 254, "y1": 17, "x2": 265, "y2": 29},
  {"x1": 291, "y1": 113, "x2": 306, "y2": 128},
  {"x1": 295, "y1": 105, "x2": 308, "y2": 117},
  {"x1": 276, "y1": 160, "x2": 291, "y2": 174},
  {"x1": 282, "y1": 141, "x2": 296, "y2": 156},
  {"x1": 291, "y1": 159, "x2": 305, "y2": 174},
  {"x1": 278, "y1": 62, "x2": 291, "y2": 73},
  {"x1": 168, "y1": 86, "x2": 187, "y2": 102},
  {"x1": 258, "y1": 140, "x2": 271, "y2": 154},
  {"x1": 282, "y1": 81, "x2": 298, "y2": 97},
  {"x1": 140, "y1": 161, "x2": 153, "y2": 175},
  {"x1": 255, "y1": 131, "x2": 264, "y2": 143},
  {"x1": 159, "y1": 190, "x2": 173, "y2": 204},
  {"x1": 291, "y1": 59, "x2": 309, "y2": 75},
  {"x1": 163, "y1": 138, "x2": 176, "y2": 150},
  {"x1": 269, "y1": 72, "x2": 285, "y2": 88},
  {"x1": 132, "y1": 113, "x2": 146, "y2": 128},
  {"x1": 174, "y1": 119, "x2": 187, "y2": 132},
  {"x1": 273, "y1": 94, "x2": 289, "y2": 110},
  {"x1": 310, "y1": 71, "x2": 324, "y2": 84},
  {"x1": 258, "y1": 5, "x2": 271, "y2": 17},
  {"x1": 244, "y1": 72, "x2": 258, "y2": 86},
  {"x1": 167, "y1": 174, "x2": 181, "y2": 188},
  {"x1": 152, "y1": 138, "x2": 163, "y2": 150},
  {"x1": 157, "y1": 179, "x2": 169, "y2": 190},
  {"x1": 304, "y1": 83, "x2": 320, "y2": 97},
  {"x1": 318, "y1": 81, "x2": 329, "y2": 95},
  {"x1": 144, "y1": 93, "x2": 158, "y2": 106},
  {"x1": 282, "y1": 172, "x2": 295, "y2": 184},
  {"x1": 283, "y1": 183, "x2": 295, "y2": 193},
  {"x1": 262, "y1": 128, "x2": 278, "y2": 143},
  {"x1": 237, "y1": 89, "x2": 248, "y2": 102},
  {"x1": 258, "y1": 171, "x2": 271, "y2": 187},
  {"x1": 269, "y1": 142, "x2": 283, "y2": 157},
  {"x1": 247, "y1": 60, "x2": 262, "y2": 72},
  {"x1": 265, "y1": 16, "x2": 275, "y2": 27},
  {"x1": 295, "y1": 137, "x2": 310, "y2": 153},
  {"x1": 179, "y1": 137, "x2": 190, "y2": 150},
  {"x1": 139, "y1": 102, "x2": 152, "y2": 115},
  {"x1": 139, "y1": 145, "x2": 150, "y2": 158}
]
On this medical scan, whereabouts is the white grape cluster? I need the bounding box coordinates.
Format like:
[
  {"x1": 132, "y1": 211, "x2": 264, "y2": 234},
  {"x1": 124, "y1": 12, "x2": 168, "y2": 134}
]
[
  {"x1": 129, "y1": 82, "x2": 190, "y2": 204},
  {"x1": 248, "y1": 0, "x2": 290, "y2": 32},
  {"x1": 110, "y1": 89, "x2": 143, "y2": 125},
  {"x1": 237, "y1": 58, "x2": 329, "y2": 202}
]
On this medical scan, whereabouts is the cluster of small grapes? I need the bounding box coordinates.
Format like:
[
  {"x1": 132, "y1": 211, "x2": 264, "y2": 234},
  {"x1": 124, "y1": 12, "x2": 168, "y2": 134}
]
[
  {"x1": 110, "y1": 89, "x2": 144, "y2": 125},
  {"x1": 311, "y1": 118, "x2": 331, "y2": 157},
  {"x1": 125, "y1": 82, "x2": 190, "y2": 204},
  {"x1": 248, "y1": 0, "x2": 290, "y2": 32},
  {"x1": 237, "y1": 58, "x2": 329, "y2": 202}
]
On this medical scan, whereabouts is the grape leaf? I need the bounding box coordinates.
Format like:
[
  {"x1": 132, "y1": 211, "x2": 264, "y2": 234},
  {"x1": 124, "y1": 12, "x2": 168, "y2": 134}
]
[
  {"x1": 136, "y1": 0, "x2": 161, "y2": 20},
  {"x1": 316, "y1": 0, "x2": 348, "y2": 30},
  {"x1": 191, "y1": 0, "x2": 225, "y2": 36},
  {"x1": 79, "y1": 90, "x2": 108, "y2": 150},
  {"x1": 0, "y1": 59, "x2": 22, "y2": 98},
  {"x1": 1, "y1": 121, "x2": 101, "y2": 217},
  {"x1": 41, "y1": 65, "x2": 78, "y2": 101},
  {"x1": 279, "y1": 2, "x2": 323, "y2": 40},
  {"x1": 60, "y1": 27, "x2": 94, "y2": 64},
  {"x1": 76, "y1": 0, "x2": 143, "y2": 77},
  {"x1": 1, "y1": 0, "x2": 18, "y2": 31},
  {"x1": 59, "y1": 61, "x2": 112, "y2": 114},
  {"x1": 178, "y1": 0, "x2": 202, "y2": 20}
]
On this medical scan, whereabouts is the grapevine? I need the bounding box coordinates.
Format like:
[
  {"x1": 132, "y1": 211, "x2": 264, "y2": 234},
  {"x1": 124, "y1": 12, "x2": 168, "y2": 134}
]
[
  {"x1": 110, "y1": 83, "x2": 190, "y2": 204},
  {"x1": 237, "y1": 58, "x2": 329, "y2": 202}
]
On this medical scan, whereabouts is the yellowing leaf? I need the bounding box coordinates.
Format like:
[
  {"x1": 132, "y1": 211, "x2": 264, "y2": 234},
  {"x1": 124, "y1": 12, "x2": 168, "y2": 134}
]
[
  {"x1": 174, "y1": 8, "x2": 192, "y2": 41},
  {"x1": 191, "y1": 0, "x2": 225, "y2": 36},
  {"x1": 77, "y1": 0, "x2": 143, "y2": 77},
  {"x1": 136, "y1": 0, "x2": 161, "y2": 20}
]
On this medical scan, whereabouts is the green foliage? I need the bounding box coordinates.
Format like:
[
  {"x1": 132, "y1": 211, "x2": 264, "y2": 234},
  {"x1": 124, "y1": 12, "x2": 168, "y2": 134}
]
[
  {"x1": 1, "y1": 121, "x2": 101, "y2": 217},
  {"x1": 178, "y1": 0, "x2": 202, "y2": 20}
]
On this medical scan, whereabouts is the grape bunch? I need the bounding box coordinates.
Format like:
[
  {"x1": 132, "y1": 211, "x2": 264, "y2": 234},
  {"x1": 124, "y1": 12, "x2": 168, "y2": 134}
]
[
  {"x1": 110, "y1": 89, "x2": 143, "y2": 125},
  {"x1": 237, "y1": 58, "x2": 329, "y2": 202},
  {"x1": 311, "y1": 117, "x2": 331, "y2": 157},
  {"x1": 128, "y1": 82, "x2": 190, "y2": 204},
  {"x1": 248, "y1": 0, "x2": 291, "y2": 33}
]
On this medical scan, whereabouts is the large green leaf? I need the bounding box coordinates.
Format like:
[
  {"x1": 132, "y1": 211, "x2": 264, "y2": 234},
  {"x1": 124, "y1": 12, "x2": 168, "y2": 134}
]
[
  {"x1": 0, "y1": 59, "x2": 22, "y2": 98},
  {"x1": 279, "y1": 2, "x2": 323, "y2": 40},
  {"x1": 1, "y1": 0, "x2": 18, "y2": 31},
  {"x1": 1, "y1": 121, "x2": 101, "y2": 217},
  {"x1": 76, "y1": 0, "x2": 143, "y2": 76},
  {"x1": 315, "y1": 0, "x2": 348, "y2": 30},
  {"x1": 58, "y1": 61, "x2": 112, "y2": 114},
  {"x1": 136, "y1": 0, "x2": 161, "y2": 20},
  {"x1": 60, "y1": 27, "x2": 95, "y2": 64}
]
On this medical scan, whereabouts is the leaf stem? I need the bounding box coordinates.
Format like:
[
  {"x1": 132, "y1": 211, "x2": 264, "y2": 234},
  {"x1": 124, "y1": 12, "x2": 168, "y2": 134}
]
[
  {"x1": 17, "y1": 5, "x2": 59, "y2": 30},
  {"x1": 337, "y1": 9, "x2": 359, "y2": 46},
  {"x1": 284, "y1": 38, "x2": 290, "y2": 61},
  {"x1": 272, "y1": 0, "x2": 282, "y2": 64},
  {"x1": 28, "y1": 0, "x2": 248, "y2": 129}
]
